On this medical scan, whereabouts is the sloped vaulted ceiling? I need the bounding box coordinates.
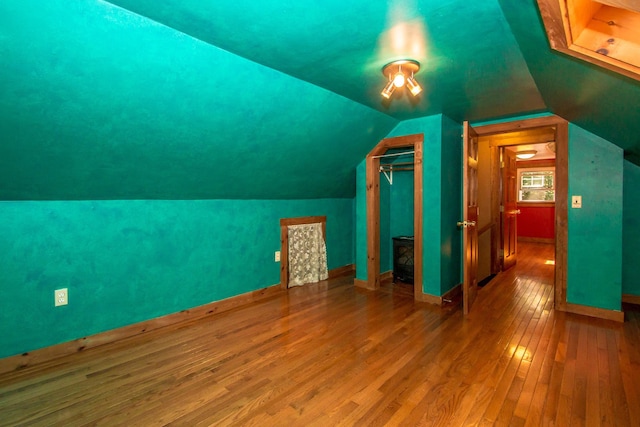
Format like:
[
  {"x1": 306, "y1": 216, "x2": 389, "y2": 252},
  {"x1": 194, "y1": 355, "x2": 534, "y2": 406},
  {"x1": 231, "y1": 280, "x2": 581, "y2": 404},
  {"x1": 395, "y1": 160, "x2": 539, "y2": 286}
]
[
  {"x1": 499, "y1": 0, "x2": 640, "y2": 165},
  {"x1": 1, "y1": 0, "x2": 639, "y2": 200}
]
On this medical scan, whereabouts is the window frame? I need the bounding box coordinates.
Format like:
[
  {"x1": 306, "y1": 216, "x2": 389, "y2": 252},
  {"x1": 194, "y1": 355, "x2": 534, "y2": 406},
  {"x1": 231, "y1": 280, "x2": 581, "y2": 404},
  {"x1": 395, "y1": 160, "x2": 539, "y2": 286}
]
[{"x1": 517, "y1": 166, "x2": 556, "y2": 203}]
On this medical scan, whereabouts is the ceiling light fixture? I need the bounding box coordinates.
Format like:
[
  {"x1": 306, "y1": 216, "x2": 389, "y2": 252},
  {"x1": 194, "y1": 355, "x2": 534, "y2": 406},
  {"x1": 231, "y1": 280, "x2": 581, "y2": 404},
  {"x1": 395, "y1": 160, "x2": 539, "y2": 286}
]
[
  {"x1": 515, "y1": 150, "x2": 537, "y2": 160},
  {"x1": 381, "y1": 59, "x2": 422, "y2": 99}
]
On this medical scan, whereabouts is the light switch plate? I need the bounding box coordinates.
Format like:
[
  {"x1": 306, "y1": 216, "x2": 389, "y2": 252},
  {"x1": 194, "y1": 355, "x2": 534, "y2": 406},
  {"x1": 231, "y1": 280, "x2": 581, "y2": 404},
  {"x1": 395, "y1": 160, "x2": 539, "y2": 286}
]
[{"x1": 572, "y1": 195, "x2": 582, "y2": 208}]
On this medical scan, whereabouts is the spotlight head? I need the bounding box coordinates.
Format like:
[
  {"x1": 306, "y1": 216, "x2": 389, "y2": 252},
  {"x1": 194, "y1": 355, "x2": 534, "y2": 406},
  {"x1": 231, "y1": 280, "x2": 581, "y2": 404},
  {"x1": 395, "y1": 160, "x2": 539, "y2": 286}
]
[
  {"x1": 381, "y1": 80, "x2": 395, "y2": 99},
  {"x1": 407, "y1": 76, "x2": 422, "y2": 96},
  {"x1": 380, "y1": 59, "x2": 421, "y2": 99}
]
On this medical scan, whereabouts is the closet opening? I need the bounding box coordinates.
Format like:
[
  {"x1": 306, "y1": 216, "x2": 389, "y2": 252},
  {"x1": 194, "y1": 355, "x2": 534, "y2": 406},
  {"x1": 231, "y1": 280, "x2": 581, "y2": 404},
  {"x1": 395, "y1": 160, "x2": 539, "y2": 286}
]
[{"x1": 357, "y1": 133, "x2": 426, "y2": 302}]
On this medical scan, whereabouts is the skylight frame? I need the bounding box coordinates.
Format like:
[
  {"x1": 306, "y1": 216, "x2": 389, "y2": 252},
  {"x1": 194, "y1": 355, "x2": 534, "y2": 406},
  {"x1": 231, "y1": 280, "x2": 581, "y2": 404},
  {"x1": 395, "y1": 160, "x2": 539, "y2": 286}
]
[{"x1": 537, "y1": 0, "x2": 640, "y2": 82}]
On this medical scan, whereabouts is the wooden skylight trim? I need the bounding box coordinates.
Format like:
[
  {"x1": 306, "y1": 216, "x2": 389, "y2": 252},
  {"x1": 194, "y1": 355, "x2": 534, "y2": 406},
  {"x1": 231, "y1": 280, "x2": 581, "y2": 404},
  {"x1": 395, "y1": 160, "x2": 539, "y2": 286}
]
[{"x1": 537, "y1": 0, "x2": 640, "y2": 82}]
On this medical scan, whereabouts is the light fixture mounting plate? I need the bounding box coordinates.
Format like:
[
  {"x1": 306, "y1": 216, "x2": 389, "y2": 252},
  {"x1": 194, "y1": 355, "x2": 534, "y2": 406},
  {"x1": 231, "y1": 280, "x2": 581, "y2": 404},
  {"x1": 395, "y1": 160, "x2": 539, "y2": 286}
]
[{"x1": 382, "y1": 59, "x2": 420, "y2": 76}]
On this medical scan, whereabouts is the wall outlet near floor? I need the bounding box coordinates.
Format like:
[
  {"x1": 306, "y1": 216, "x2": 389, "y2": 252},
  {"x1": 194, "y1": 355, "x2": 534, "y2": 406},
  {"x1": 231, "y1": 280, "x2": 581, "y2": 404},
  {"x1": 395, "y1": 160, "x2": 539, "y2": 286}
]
[
  {"x1": 55, "y1": 288, "x2": 68, "y2": 306},
  {"x1": 571, "y1": 195, "x2": 582, "y2": 208},
  {"x1": 274, "y1": 251, "x2": 281, "y2": 262}
]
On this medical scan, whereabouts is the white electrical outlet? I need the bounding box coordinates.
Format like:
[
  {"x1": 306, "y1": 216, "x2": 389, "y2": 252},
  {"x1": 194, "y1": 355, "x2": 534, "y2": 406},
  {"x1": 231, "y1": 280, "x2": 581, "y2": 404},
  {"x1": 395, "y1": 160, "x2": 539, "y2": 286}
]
[
  {"x1": 55, "y1": 288, "x2": 68, "y2": 306},
  {"x1": 571, "y1": 195, "x2": 582, "y2": 209},
  {"x1": 275, "y1": 251, "x2": 281, "y2": 262}
]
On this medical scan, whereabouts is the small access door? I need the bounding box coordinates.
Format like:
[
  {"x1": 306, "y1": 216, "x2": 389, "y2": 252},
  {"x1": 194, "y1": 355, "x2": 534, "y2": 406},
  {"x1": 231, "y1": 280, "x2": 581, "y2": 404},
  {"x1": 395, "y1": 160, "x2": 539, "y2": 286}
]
[
  {"x1": 460, "y1": 121, "x2": 479, "y2": 315},
  {"x1": 501, "y1": 148, "x2": 518, "y2": 270}
]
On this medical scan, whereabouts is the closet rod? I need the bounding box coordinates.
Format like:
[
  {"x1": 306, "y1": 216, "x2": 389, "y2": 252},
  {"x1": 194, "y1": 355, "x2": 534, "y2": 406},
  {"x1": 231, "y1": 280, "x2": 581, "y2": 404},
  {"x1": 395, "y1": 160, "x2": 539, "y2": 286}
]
[
  {"x1": 380, "y1": 167, "x2": 414, "y2": 174},
  {"x1": 380, "y1": 167, "x2": 413, "y2": 172},
  {"x1": 371, "y1": 150, "x2": 415, "y2": 159},
  {"x1": 379, "y1": 161, "x2": 414, "y2": 168}
]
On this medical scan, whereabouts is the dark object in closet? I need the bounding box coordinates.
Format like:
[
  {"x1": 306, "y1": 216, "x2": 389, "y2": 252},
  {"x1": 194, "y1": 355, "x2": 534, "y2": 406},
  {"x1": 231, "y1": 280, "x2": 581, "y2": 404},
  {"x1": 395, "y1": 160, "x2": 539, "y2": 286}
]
[{"x1": 392, "y1": 236, "x2": 414, "y2": 284}]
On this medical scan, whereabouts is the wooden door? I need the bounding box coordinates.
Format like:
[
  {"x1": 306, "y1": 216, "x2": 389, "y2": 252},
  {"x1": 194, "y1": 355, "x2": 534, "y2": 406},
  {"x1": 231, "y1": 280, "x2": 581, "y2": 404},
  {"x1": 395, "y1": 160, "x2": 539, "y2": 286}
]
[
  {"x1": 501, "y1": 148, "x2": 518, "y2": 270},
  {"x1": 462, "y1": 122, "x2": 479, "y2": 315}
]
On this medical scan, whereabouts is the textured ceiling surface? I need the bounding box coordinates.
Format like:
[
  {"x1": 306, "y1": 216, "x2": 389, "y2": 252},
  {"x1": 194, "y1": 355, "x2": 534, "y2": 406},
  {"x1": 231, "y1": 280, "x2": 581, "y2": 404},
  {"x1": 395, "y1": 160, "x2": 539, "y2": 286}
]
[
  {"x1": 1, "y1": 0, "x2": 639, "y2": 200},
  {"x1": 104, "y1": 0, "x2": 547, "y2": 121}
]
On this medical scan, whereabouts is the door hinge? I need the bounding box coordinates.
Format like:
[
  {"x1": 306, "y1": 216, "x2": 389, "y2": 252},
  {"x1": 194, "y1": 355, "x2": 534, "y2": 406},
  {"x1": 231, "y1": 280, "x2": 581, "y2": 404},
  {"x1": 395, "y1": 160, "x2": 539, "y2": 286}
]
[
  {"x1": 499, "y1": 205, "x2": 504, "y2": 213},
  {"x1": 500, "y1": 161, "x2": 505, "y2": 168},
  {"x1": 499, "y1": 249, "x2": 504, "y2": 258}
]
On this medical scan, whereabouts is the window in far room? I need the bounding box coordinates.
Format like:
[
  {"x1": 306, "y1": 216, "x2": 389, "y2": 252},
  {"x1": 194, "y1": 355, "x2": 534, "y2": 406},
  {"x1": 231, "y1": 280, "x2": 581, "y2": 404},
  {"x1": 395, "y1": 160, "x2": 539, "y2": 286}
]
[{"x1": 518, "y1": 167, "x2": 555, "y2": 202}]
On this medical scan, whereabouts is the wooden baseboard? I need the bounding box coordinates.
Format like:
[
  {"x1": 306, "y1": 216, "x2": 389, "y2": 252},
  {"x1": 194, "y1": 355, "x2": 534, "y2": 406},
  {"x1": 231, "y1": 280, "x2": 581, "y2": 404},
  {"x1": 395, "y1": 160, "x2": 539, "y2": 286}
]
[
  {"x1": 441, "y1": 283, "x2": 462, "y2": 304},
  {"x1": 564, "y1": 302, "x2": 624, "y2": 323},
  {"x1": 1, "y1": 264, "x2": 359, "y2": 374},
  {"x1": 414, "y1": 291, "x2": 441, "y2": 305},
  {"x1": 622, "y1": 294, "x2": 640, "y2": 306},
  {"x1": 328, "y1": 264, "x2": 355, "y2": 279},
  {"x1": 354, "y1": 278, "x2": 375, "y2": 290},
  {"x1": 0, "y1": 283, "x2": 287, "y2": 375},
  {"x1": 379, "y1": 270, "x2": 393, "y2": 281},
  {"x1": 518, "y1": 237, "x2": 554, "y2": 244},
  {"x1": 352, "y1": 270, "x2": 392, "y2": 290},
  {"x1": 414, "y1": 284, "x2": 461, "y2": 306}
]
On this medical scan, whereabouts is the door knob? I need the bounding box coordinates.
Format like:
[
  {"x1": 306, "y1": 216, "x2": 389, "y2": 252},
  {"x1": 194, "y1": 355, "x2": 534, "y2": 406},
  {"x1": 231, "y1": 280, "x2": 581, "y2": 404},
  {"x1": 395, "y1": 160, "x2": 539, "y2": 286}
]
[{"x1": 457, "y1": 220, "x2": 476, "y2": 228}]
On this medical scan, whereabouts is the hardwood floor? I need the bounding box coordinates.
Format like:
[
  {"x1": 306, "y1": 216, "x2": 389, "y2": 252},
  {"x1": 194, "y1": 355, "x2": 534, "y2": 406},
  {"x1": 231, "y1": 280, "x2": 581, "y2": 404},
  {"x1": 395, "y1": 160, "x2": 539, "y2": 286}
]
[{"x1": 1, "y1": 242, "x2": 639, "y2": 426}]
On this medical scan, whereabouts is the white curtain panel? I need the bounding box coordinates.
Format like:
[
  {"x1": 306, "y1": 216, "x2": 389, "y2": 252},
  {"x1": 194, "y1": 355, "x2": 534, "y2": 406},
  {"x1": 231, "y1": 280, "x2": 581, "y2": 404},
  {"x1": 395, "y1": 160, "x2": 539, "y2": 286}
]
[{"x1": 287, "y1": 223, "x2": 328, "y2": 287}]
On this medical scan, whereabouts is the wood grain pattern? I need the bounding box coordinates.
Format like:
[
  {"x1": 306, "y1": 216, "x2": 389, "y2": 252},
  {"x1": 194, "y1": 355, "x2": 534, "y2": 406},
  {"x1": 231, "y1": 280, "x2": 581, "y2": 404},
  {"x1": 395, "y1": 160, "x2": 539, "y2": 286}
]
[
  {"x1": 1, "y1": 242, "x2": 639, "y2": 426},
  {"x1": 536, "y1": 0, "x2": 640, "y2": 81}
]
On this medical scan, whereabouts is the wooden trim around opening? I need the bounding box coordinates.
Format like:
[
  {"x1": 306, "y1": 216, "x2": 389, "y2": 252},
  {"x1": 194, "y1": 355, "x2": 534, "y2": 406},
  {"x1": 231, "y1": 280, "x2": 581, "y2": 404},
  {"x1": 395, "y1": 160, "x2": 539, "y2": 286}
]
[
  {"x1": 363, "y1": 134, "x2": 424, "y2": 302},
  {"x1": 536, "y1": 0, "x2": 640, "y2": 83},
  {"x1": 280, "y1": 216, "x2": 327, "y2": 289},
  {"x1": 474, "y1": 115, "x2": 568, "y2": 313}
]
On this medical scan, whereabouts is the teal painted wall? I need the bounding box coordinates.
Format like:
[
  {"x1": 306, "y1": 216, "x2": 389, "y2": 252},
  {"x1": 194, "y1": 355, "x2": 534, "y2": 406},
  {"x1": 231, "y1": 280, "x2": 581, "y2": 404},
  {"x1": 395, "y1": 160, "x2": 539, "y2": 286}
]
[
  {"x1": 0, "y1": 0, "x2": 397, "y2": 201},
  {"x1": 380, "y1": 175, "x2": 392, "y2": 273},
  {"x1": 380, "y1": 162, "x2": 414, "y2": 272},
  {"x1": 0, "y1": 198, "x2": 353, "y2": 358},
  {"x1": 623, "y1": 160, "x2": 640, "y2": 296},
  {"x1": 439, "y1": 116, "x2": 463, "y2": 294},
  {"x1": 390, "y1": 171, "x2": 415, "y2": 239},
  {"x1": 567, "y1": 125, "x2": 623, "y2": 311}
]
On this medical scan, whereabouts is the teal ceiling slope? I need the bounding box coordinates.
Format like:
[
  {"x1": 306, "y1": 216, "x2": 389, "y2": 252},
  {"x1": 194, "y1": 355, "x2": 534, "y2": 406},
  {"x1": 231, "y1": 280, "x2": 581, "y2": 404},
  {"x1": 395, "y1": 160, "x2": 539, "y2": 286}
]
[
  {"x1": 105, "y1": 0, "x2": 546, "y2": 121},
  {"x1": 0, "y1": 0, "x2": 397, "y2": 200},
  {"x1": 498, "y1": 0, "x2": 640, "y2": 165}
]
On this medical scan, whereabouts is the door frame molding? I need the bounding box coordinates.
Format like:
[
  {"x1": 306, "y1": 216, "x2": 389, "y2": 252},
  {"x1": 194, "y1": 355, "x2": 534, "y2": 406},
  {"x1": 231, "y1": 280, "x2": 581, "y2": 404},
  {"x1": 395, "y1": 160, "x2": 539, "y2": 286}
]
[
  {"x1": 472, "y1": 115, "x2": 568, "y2": 310},
  {"x1": 359, "y1": 134, "x2": 426, "y2": 301}
]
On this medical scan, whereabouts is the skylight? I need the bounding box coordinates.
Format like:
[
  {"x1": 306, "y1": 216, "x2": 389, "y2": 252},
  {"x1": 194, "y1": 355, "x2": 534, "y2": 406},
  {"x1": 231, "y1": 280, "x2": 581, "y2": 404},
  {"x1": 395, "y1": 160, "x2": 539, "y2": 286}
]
[{"x1": 537, "y1": 0, "x2": 640, "y2": 81}]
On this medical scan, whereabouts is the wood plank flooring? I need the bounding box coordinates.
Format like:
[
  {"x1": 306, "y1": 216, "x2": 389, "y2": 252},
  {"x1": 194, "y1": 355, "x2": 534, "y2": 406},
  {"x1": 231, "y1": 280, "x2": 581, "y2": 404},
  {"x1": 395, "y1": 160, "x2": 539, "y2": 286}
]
[{"x1": 1, "y1": 242, "x2": 639, "y2": 426}]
